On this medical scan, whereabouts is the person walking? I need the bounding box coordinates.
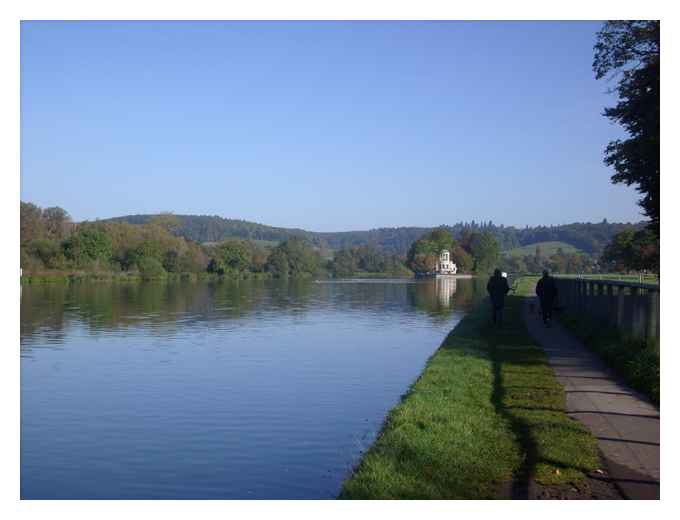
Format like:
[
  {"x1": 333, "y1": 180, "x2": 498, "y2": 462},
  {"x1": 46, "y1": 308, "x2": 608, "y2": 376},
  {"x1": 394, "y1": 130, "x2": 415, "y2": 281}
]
[
  {"x1": 535, "y1": 270, "x2": 558, "y2": 326},
  {"x1": 487, "y1": 268, "x2": 511, "y2": 325}
]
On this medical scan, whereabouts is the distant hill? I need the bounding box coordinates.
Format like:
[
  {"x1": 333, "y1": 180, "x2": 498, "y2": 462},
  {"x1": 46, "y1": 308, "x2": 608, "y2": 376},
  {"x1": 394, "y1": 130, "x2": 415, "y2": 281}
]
[
  {"x1": 503, "y1": 241, "x2": 584, "y2": 258},
  {"x1": 103, "y1": 214, "x2": 644, "y2": 257}
]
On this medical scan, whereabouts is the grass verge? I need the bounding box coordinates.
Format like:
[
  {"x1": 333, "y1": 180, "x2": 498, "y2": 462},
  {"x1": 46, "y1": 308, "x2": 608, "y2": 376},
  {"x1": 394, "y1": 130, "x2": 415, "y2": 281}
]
[
  {"x1": 339, "y1": 278, "x2": 599, "y2": 499},
  {"x1": 559, "y1": 311, "x2": 659, "y2": 405}
]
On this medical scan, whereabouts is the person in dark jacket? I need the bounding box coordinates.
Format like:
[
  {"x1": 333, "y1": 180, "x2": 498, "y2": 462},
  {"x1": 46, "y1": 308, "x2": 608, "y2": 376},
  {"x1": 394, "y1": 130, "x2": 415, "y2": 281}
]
[
  {"x1": 535, "y1": 270, "x2": 558, "y2": 326},
  {"x1": 487, "y1": 269, "x2": 510, "y2": 325}
]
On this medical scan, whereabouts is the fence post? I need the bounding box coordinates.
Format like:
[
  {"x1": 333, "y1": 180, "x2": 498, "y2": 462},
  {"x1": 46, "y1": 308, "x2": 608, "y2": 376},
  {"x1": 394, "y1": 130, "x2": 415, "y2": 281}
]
[
  {"x1": 647, "y1": 288, "x2": 659, "y2": 348},
  {"x1": 631, "y1": 286, "x2": 642, "y2": 338},
  {"x1": 606, "y1": 284, "x2": 615, "y2": 323},
  {"x1": 616, "y1": 285, "x2": 626, "y2": 330}
]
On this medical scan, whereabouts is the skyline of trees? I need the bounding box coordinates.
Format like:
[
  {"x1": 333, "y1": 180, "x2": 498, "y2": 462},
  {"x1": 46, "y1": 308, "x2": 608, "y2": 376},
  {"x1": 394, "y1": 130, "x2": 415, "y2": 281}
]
[
  {"x1": 21, "y1": 201, "x2": 655, "y2": 279},
  {"x1": 106, "y1": 213, "x2": 644, "y2": 258}
]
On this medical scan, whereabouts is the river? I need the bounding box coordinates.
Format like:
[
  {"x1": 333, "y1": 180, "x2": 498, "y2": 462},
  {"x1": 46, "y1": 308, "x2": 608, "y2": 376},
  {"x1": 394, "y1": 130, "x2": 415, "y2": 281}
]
[{"x1": 20, "y1": 277, "x2": 485, "y2": 499}]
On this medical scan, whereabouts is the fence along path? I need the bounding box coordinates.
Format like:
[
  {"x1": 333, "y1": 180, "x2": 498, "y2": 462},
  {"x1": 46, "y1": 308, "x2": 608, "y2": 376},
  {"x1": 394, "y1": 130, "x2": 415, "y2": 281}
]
[
  {"x1": 553, "y1": 277, "x2": 659, "y2": 346},
  {"x1": 522, "y1": 294, "x2": 660, "y2": 499}
]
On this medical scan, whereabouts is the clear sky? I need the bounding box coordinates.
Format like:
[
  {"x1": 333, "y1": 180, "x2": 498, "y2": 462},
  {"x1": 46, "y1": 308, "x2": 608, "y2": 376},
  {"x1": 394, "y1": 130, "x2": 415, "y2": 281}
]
[{"x1": 20, "y1": 21, "x2": 642, "y2": 231}]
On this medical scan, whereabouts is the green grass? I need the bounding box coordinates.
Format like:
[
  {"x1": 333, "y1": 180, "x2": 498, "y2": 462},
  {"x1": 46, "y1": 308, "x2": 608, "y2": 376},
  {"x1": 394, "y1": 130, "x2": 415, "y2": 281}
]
[
  {"x1": 339, "y1": 277, "x2": 599, "y2": 499},
  {"x1": 513, "y1": 276, "x2": 540, "y2": 296},
  {"x1": 251, "y1": 239, "x2": 281, "y2": 249},
  {"x1": 503, "y1": 241, "x2": 583, "y2": 258}
]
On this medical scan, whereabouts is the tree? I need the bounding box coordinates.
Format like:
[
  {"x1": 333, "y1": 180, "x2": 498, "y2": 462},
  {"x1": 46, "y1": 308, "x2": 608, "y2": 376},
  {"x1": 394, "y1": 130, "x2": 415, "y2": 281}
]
[
  {"x1": 331, "y1": 248, "x2": 357, "y2": 278},
  {"x1": 149, "y1": 212, "x2": 181, "y2": 233},
  {"x1": 163, "y1": 250, "x2": 180, "y2": 273},
  {"x1": 549, "y1": 253, "x2": 567, "y2": 274},
  {"x1": 265, "y1": 238, "x2": 320, "y2": 278},
  {"x1": 138, "y1": 256, "x2": 166, "y2": 279},
  {"x1": 62, "y1": 226, "x2": 113, "y2": 268},
  {"x1": 406, "y1": 228, "x2": 456, "y2": 274},
  {"x1": 20, "y1": 202, "x2": 44, "y2": 244},
  {"x1": 600, "y1": 228, "x2": 658, "y2": 272},
  {"x1": 28, "y1": 239, "x2": 65, "y2": 270},
  {"x1": 469, "y1": 231, "x2": 500, "y2": 274},
  {"x1": 534, "y1": 245, "x2": 544, "y2": 266},
  {"x1": 42, "y1": 206, "x2": 72, "y2": 240},
  {"x1": 179, "y1": 244, "x2": 208, "y2": 273},
  {"x1": 265, "y1": 248, "x2": 289, "y2": 278},
  {"x1": 594, "y1": 21, "x2": 660, "y2": 234},
  {"x1": 628, "y1": 228, "x2": 659, "y2": 272},
  {"x1": 214, "y1": 239, "x2": 253, "y2": 274},
  {"x1": 207, "y1": 258, "x2": 226, "y2": 275},
  {"x1": 601, "y1": 229, "x2": 635, "y2": 271},
  {"x1": 451, "y1": 245, "x2": 473, "y2": 273}
]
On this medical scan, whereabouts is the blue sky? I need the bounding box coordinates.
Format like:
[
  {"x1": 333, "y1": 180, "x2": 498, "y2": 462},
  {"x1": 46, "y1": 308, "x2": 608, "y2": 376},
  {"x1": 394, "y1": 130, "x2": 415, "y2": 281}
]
[{"x1": 20, "y1": 21, "x2": 642, "y2": 231}]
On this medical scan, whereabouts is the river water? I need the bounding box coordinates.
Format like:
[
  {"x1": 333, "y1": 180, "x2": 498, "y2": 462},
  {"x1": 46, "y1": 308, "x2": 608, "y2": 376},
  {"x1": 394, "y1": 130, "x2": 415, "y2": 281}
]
[{"x1": 20, "y1": 277, "x2": 485, "y2": 499}]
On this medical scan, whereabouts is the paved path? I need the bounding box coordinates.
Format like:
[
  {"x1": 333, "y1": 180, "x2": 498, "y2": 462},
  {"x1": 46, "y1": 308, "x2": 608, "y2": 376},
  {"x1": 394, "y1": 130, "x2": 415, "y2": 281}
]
[{"x1": 523, "y1": 297, "x2": 660, "y2": 500}]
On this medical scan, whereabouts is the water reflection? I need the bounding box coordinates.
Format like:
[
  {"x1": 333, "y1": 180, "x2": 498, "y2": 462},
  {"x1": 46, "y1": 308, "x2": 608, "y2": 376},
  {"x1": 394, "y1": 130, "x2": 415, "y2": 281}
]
[
  {"x1": 21, "y1": 278, "x2": 485, "y2": 499},
  {"x1": 437, "y1": 277, "x2": 457, "y2": 308},
  {"x1": 21, "y1": 278, "x2": 485, "y2": 342}
]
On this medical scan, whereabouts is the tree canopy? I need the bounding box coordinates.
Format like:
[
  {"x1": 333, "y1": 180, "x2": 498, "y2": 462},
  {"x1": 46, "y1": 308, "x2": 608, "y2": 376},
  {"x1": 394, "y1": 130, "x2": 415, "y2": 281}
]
[
  {"x1": 328, "y1": 244, "x2": 410, "y2": 278},
  {"x1": 406, "y1": 228, "x2": 457, "y2": 274},
  {"x1": 469, "y1": 232, "x2": 500, "y2": 274},
  {"x1": 265, "y1": 238, "x2": 321, "y2": 278},
  {"x1": 594, "y1": 20, "x2": 660, "y2": 234},
  {"x1": 601, "y1": 228, "x2": 659, "y2": 272}
]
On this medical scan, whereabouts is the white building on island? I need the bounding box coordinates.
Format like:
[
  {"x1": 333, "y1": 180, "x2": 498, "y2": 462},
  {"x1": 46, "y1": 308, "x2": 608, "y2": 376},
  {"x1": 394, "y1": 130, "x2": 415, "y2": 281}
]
[{"x1": 438, "y1": 250, "x2": 458, "y2": 275}]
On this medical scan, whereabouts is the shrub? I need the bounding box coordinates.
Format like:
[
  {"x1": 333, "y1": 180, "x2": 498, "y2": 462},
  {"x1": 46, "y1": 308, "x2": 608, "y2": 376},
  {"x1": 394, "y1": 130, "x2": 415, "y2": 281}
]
[{"x1": 137, "y1": 257, "x2": 166, "y2": 280}]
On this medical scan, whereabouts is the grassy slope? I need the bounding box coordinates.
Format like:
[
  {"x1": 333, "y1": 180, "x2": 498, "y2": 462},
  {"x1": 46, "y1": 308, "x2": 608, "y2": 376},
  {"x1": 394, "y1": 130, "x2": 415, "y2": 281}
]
[
  {"x1": 503, "y1": 241, "x2": 582, "y2": 258},
  {"x1": 339, "y1": 277, "x2": 599, "y2": 499}
]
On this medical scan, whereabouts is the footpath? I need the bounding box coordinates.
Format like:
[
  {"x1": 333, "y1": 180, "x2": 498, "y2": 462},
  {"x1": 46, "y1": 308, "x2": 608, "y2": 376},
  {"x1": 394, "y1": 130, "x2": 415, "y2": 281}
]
[{"x1": 522, "y1": 296, "x2": 660, "y2": 500}]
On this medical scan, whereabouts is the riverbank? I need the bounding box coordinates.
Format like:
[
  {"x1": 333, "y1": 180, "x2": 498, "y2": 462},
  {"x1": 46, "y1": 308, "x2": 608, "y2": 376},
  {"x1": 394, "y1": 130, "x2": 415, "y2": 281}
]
[{"x1": 339, "y1": 278, "x2": 604, "y2": 499}]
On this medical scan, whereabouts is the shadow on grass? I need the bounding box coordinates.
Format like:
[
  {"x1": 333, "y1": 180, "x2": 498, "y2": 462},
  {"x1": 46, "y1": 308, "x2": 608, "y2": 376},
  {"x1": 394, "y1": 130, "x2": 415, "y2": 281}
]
[
  {"x1": 339, "y1": 294, "x2": 599, "y2": 499},
  {"x1": 484, "y1": 295, "x2": 599, "y2": 497}
]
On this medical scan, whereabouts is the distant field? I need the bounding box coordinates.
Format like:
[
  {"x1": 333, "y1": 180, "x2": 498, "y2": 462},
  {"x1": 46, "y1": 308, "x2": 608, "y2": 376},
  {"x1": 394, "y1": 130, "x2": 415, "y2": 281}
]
[
  {"x1": 251, "y1": 239, "x2": 280, "y2": 248},
  {"x1": 503, "y1": 241, "x2": 583, "y2": 258},
  {"x1": 202, "y1": 238, "x2": 280, "y2": 249}
]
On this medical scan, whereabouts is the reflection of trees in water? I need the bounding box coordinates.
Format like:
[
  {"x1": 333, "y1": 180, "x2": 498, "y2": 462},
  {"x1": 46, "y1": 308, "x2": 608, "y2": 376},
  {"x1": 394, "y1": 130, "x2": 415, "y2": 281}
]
[
  {"x1": 21, "y1": 279, "x2": 487, "y2": 340},
  {"x1": 20, "y1": 283, "x2": 69, "y2": 344},
  {"x1": 20, "y1": 280, "x2": 313, "y2": 339}
]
